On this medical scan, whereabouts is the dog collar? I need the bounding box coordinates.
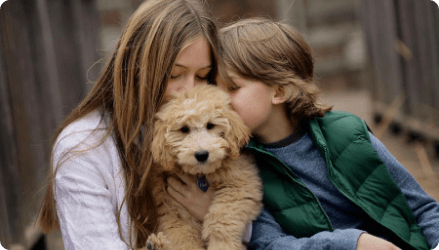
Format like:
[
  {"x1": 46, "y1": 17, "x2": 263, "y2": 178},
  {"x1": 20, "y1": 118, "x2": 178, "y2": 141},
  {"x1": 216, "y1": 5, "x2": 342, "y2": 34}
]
[{"x1": 197, "y1": 175, "x2": 209, "y2": 192}]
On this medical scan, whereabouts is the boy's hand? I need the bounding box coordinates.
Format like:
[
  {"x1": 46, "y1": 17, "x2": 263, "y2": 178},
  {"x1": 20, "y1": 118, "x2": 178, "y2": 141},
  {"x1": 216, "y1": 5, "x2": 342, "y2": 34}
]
[
  {"x1": 356, "y1": 233, "x2": 402, "y2": 250},
  {"x1": 166, "y1": 172, "x2": 214, "y2": 221}
]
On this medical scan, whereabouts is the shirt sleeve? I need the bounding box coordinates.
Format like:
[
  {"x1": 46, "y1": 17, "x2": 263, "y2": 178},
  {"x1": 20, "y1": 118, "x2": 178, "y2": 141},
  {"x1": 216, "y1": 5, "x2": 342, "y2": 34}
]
[
  {"x1": 369, "y1": 132, "x2": 439, "y2": 249},
  {"x1": 249, "y1": 208, "x2": 364, "y2": 250},
  {"x1": 53, "y1": 131, "x2": 130, "y2": 250}
]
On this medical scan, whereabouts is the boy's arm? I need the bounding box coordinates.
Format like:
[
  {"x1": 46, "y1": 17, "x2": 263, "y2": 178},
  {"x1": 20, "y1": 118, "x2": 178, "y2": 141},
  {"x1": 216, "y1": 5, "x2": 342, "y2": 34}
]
[
  {"x1": 249, "y1": 208, "x2": 365, "y2": 250},
  {"x1": 369, "y1": 132, "x2": 439, "y2": 249}
]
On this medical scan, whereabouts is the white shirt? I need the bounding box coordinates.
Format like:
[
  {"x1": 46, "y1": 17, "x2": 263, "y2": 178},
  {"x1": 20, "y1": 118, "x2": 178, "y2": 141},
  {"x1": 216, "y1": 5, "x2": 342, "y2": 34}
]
[{"x1": 53, "y1": 110, "x2": 130, "y2": 249}]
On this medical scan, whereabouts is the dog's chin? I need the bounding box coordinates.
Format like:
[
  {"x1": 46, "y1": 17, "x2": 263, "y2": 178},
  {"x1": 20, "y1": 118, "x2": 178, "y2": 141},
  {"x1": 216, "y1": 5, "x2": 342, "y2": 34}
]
[{"x1": 180, "y1": 161, "x2": 223, "y2": 175}]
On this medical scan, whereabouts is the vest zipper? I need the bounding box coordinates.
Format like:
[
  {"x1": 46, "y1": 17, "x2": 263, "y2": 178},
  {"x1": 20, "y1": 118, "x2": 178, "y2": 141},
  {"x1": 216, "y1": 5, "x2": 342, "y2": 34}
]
[
  {"x1": 279, "y1": 160, "x2": 334, "y2": 232},
  {"x1": 249, "y1": 146, "x2": 334, "y2": 232},
  {"x1": 319, "y1": 141, "x2": 358, "y2": 210}
]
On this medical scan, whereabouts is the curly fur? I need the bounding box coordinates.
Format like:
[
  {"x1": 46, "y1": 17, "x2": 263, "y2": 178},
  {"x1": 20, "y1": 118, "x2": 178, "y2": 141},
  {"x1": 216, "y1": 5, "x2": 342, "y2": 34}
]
[{"x1": 144, "y1": 84, "x2": 263, "y2": 250}]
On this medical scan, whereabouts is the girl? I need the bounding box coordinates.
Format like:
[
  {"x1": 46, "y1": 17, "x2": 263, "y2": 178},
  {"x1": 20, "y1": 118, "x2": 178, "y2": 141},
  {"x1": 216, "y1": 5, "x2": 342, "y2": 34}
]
[
  {"x1": 186, "y1": 17, "x2": 439, "y2": 250},
  {"x1": 36, "y1": 0, "x2": 219, "y2": 249}
]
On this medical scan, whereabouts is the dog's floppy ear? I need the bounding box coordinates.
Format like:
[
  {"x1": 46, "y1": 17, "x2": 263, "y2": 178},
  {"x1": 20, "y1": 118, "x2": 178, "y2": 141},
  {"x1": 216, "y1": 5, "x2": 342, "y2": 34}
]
[
  {"x1": 224, "y1": 107, "x2": 251, "y2": 158},
  {"x1": 151, "y1": 116, "x2": 175, "y2": 170}
]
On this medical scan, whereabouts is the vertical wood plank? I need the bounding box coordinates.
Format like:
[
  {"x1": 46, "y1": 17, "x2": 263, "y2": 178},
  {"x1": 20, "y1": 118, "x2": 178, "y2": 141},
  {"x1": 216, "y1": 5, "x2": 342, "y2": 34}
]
[
  {"x1": 397, "y1": 0, "x2": 419, "y2": 116},
  {"x1": 427, "y1": 1, "x2": 439, "y2": 121},
  {"x1": 412, "y1": 0, "x2": 432, "y2": 120},
  {"x1": 0, "y1": 1, "x2": 29, "y2": 247},
  {"x1": 35, "y1": 0, "x2": 64, "y2": 127},
  {"x1": 383, "y1": 0, "x2": 404, "y2": 99},
  {"x1": 364, "y1": 0, "x2": 384, "y2": 102},
  {"x1": 364, "y1": 0, "x2": 403, "y2": 106},
  {"x1": 0, "y1": 34, "x2": 23, "y2": 250},
  {"x1": 72, "y1": 0, "x2": 102, "y2": 93},
  {"x1": 46, "y1": 0, "x2": 88, "y2": 115},
  {"x1": 20, "y1": 0, "x2": 58, "y2": 221},
  {"x1": 358, "y1": 0, "x2": 379, "y2": 99}
]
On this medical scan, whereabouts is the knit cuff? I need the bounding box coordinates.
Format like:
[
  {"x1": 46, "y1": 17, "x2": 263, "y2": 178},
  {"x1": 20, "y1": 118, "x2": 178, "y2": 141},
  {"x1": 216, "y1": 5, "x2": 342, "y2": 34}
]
[{"x1": 334, "y1": 229, "x2": 365, "y2": 250}]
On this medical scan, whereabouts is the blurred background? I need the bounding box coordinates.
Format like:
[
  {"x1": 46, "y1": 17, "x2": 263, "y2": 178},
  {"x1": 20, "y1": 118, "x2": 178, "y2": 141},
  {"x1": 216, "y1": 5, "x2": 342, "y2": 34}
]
[{"x1": 0, "y1": 0, "x2": 438, "y2": 249}]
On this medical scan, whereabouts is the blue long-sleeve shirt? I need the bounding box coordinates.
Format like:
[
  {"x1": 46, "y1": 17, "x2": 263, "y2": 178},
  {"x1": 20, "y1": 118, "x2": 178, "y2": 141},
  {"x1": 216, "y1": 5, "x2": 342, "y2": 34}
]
[{"x1": 249, "y1": 132, "x2": 439, "y2": 250}]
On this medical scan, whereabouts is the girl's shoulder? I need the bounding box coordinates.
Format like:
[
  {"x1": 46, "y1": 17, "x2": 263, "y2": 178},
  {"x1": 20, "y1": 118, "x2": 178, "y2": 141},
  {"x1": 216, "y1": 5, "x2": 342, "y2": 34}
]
[
  {"x1": 52, "y1": 109, "x2": 122, "y2": 180},
  {"x1": 53, "y1": 109, "x2": 118, "y2": 166},
  {"x1": 55, "y1": 109, "x2": 111, "y2": 149}
]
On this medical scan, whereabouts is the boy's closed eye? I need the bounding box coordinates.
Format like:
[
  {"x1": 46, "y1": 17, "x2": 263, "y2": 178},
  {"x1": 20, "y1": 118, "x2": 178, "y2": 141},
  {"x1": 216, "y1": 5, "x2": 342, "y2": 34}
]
[
  {"x1": 218, "y1": 77, "x2": 241, "y2": 92},
  {"x1": 227, "y1": 84, "x2": 241, "y2": 92}
]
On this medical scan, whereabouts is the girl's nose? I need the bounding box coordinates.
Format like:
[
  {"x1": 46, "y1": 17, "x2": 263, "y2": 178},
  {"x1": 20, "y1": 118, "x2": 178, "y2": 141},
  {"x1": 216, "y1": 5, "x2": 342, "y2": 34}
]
[{"x1": 182, "y1": 76, "x2": 196, "y2": 91}]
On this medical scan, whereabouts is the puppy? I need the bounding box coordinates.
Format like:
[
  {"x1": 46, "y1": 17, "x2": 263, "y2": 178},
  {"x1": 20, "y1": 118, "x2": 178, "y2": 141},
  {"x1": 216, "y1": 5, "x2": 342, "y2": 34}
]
[{"x1": 145, "y1": 84, "x2": 263, "y2": 250}]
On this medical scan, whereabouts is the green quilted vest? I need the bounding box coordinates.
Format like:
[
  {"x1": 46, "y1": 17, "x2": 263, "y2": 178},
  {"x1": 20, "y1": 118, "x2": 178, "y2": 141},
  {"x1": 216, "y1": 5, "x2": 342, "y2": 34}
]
[{"x1": 246, "y1": 111, "x2": 429, "y2": 250}]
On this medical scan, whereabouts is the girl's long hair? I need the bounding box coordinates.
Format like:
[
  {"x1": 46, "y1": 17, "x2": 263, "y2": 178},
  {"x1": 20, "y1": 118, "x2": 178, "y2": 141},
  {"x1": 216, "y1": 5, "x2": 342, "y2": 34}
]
[
  {"x1": 219, "y1": 18, "x2": 332, "y2": 127},
  {"x1": 36, "y1": 0, "x2": 219, "y2": 248}
]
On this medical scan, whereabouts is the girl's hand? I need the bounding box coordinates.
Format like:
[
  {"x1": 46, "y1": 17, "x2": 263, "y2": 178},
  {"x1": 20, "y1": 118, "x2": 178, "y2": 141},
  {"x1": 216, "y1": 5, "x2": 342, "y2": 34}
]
[
  {"x1": 166, "y1": 172, "x2": 214, "y2": 221},
  {"x1": 356, "y1": 233, "x2": 402, "y2": 250}
]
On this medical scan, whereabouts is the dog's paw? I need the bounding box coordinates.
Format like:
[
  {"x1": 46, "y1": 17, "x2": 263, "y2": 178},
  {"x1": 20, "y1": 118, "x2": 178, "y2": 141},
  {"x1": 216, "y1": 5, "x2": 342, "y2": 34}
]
[{"x1": 146, "y1": 232, "x2": 172, "y2": 250}]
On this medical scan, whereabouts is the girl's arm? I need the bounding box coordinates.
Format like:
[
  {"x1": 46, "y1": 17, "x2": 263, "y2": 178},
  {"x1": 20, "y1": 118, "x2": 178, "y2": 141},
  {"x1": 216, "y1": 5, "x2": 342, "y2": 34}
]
[
  {"x1": 369, "y1": 132, "x2": 439, "y2": 249},
  {"x1": 53, "y1": 130, "x2": 129, "y2": 250}
]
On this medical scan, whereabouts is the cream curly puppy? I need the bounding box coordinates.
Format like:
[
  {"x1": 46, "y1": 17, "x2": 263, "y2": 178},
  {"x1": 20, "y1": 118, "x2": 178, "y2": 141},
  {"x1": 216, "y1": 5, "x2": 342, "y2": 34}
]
[{"x1": 145, "y1": 84, "x2": 263, "y2": 250}]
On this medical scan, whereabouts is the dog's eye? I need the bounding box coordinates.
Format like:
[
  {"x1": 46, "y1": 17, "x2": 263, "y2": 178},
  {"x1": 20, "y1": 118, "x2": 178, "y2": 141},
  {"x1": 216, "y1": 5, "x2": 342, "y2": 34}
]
[
  {"x1": 180, "y1": 126, "x2": 190, "y2": 133},
  {"x1": 206, "y1": 123, "x2": 215, "y2": 130}
]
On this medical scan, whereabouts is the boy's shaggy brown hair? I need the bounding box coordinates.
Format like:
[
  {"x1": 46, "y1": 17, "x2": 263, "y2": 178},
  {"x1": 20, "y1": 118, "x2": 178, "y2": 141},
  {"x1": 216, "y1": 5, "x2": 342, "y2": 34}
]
[{"x1": 219, "y1": 18, "x2": 332, "y2": 128}]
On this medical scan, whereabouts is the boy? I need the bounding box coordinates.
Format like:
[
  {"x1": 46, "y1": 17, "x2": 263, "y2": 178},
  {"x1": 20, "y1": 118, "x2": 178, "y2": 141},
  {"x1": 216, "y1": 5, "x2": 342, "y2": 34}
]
[{"x1": 217, "y1": 17, "x2": 439, "y2": 250}]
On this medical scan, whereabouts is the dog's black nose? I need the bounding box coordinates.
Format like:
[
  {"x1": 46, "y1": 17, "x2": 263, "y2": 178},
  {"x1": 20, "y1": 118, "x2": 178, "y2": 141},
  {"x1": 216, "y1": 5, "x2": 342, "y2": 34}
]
[{"x1": 195, "y1": 151, "x2": 209, "y2": 162}]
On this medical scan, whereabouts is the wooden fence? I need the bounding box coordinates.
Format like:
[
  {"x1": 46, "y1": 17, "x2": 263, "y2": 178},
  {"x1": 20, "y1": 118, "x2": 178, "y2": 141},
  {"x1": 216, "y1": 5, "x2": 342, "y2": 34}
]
[
  {"x1": 0, "y1": 0, "x2": 101, "y2": 248},
  {"x1": 359, "y1": 0, "x2": 439, "y2": 154}
]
